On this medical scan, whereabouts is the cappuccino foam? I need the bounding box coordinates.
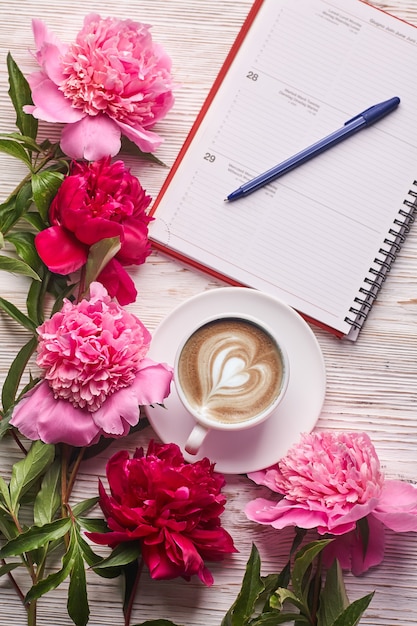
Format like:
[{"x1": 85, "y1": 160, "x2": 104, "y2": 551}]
[{"x1": 177, "y1": 317, "x2": 284, "y2": 424}]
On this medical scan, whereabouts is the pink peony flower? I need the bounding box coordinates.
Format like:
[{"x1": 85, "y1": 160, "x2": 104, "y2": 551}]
[
  {"x1": 87, "y1": 441, "x2": 237, "y2": 585},
  {"x1": 24, "y1": 15, "x2": 174, "y2": 160},
  {"x1": 245, "y1": 431, "x2": 417, "y2": 575},
  {"x1": 10, "y1": 283, "x2": 172, "y2": 446},
  {"x1": 35, "y1": 157, "x2": 152, "y2": 305}
]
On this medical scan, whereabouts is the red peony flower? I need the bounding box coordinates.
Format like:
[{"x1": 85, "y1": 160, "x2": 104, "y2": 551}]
[
  {"x1": 87, "y1": 441, "x2": 237, "y2": 585},
  {"x1": 35, "y1": 157, "x2": 152, "y2": 304}
]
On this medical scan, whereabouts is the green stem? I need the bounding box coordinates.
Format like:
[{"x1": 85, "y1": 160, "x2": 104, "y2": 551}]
[
  {"x1": 310, "y1": 552, "x2": 322, "y2": 625},
  {"x1": 10, "y1": 429, "x2": 28, "y2": 455},
  {"x1": 1, "y1": 558, "x2": 25, "y2": 604},
  {"x1": 124, "y1": 558, "x2": 144, "y2": 626},
  {"x1": 77, "y1": 265, "x2": 87, "y2": 303},
  {"x1": 66, "y1": 447, "x2": 85, "y2": 502},
  {"x1": 60, "y1": 444, "x2": 70, "y2": 514},
  {"x1": 27, "y1": 599, "x2": 37, "y2": 626}
]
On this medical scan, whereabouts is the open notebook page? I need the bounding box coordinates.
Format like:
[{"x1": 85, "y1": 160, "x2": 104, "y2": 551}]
[{"x1": 149, "y1": 0, "x2": 417, "y2": 338}]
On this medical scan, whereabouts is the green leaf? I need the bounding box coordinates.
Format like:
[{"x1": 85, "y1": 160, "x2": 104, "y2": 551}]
[
  {"x1": 0, "y1": 409, "x2": 13, "y2": 440},
  {"x1": 251, "y1": 612, "x2": 309, "y2": 625},
  {"x1": 84, "y1": 237, "x2": 121, "y2": 290},
  {"x1": 72, "y1": 496, "x2": 99, "y2": 518},
  {"x1": 119, "y1": 559, "x2": 138, "y2": 619},
  {"x1": 7, "y1": 53, "x2": 38, "y2": 139},
  {"x1": 67, "y1": 546, "x2": 89, "y2": 626},
  {"x1": 317, "y1": 560, "x2": 349, "y2": 626},
  {"x1": 132, "y1": 621, "x2": 184, "y2": 626},
  {"x1": 34, "y1": 460, "x2": 61, "y2": 526},
  {"x1": 1, "y1": 335, "x2": 38, "y2": 412},
  {"x1": 0, "y1": 195, "x2": 16, "y2": 230},
  {"x1": 0, "y1": 183, "x2": 33, "y2": 234},
  {"x1": 120, "y1": 135, "x2": 167, "y2": 166},
  {"x1": 31, "y1": 170, "x2": 64, "y2": 220},
  {"x1": 0, "y1": 132, "x2": 42, "y2": 153},
  {"x1": 292, "y1": 540, "x2": 332, "y2": 600},
  {"x1": 221, "y1": 544, "x2": 265, "y2": 626},
  {"x1": 272, "y1": 588, "x2": 306, "y2": 613},
  {"x1": 24, "y1": 211, "x2": 48, "y2": 231},
  {"x1": 75, "y1": 529, "x2": 102, "y2": 568},
  {"x1": 25, "y1": 530, "x2": 75, "y2": 603},
  {"x1": 15, "y1": 180, "x2": 34, "y2": 217},
  {"x1": 0, "y1": 295, "x2": 38, "y2": 331},
  {"x1": 93, "y1": 542, "x2": 141, "y2": 570},
  {"x1": 5, "y1": 231, "x2": 42, "y2": 272},
  {"x1": 0, "y1": 138, "x2": 31, "y2": 167},
  {"x1": 0, "y1": 255, "x2": 41, "y2": 281},
  {"x1": 76, "y1": 517, "x2": 109, "y2": 534},
  {"x1": 0, "y1": 507, "x2": 19, "y2": 540},
  {"x1": 0, "y1": 561, "x2": 22, "y2": 577},
  {"x1": 356, "y1": 518, "x2": 369, "y2": 559},
  {"x1": 331, "y1": 592, "x2": 374, "y2": 626},
  {"x1": 26, "y1": 276, "x2": 47, "y2": 326},
  {"x1": 0, "y1": 518, "x2": 71, "y2": 558},
  {"x1": 9, "y1": 440, "x2": 55, "y2": 511},
  {"x1": 0, "y1": 475, "x2": 11, "y2": 510}
]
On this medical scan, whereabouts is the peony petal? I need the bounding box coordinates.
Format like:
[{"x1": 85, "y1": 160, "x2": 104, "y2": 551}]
[
  {"x1": 35, "y1": 226, "x2": 88, "y2": 274},
  {"x1": 90, "y1": 360, "x2": 172, "y2": 436},
  {"x1": 324, "y1": 498, "x2": 380, "y2": 531},
  {"x1": 36, "y1": 42, "x2": 67, "y2": 85},
  {"x1": 27, "y1": 76, "x2": 85, "y2": 123},
  {"x1": 115, "y1": 119, "x2": 163, "y2": 153},
  {"x1": 32, "y1": 18, "x2": 67, "y2": 57},
  {"x1": 373, "y1": 480, "x2": 417, "y2": 532},
  {"x1": 92, "y1": 388, "x2": 140, "y2": 436},
  {"x1": 60, "y1": 116, "x2": 121, "y2": 160},
  {"x1": 245, "y1": 497, "x2": 343, "y2": 532},
  {"x1": 74, "y1": 218, "x2": 123, "y2": 246},
  {"x1": 129, "y1": 359, "x2": 173, "y2": 405},
  {"x1": 323, "y1": 515, "x2": 386, "y2": 575},
  {"x1": 116, "y1": 219, "x2": 151, "y2": 266},
  {"x1": 247, "y1": 467, "x2": 282, "y2": 493},
  {"x1": 11, "y1": 381, "x2": 101, "y2": 446},
  {"x1": 97, "y1": 260, "x2": 138, "y2": 306}
]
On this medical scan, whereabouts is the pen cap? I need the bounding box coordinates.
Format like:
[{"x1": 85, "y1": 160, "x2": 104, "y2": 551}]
[{"x1": 346, "y1": 97, "x2": 400, "y2": 126}]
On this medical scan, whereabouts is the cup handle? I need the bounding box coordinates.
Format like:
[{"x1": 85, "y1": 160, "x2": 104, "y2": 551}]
[{"x1": 184, "y1": 423, "x2": 210, "y2": 455}]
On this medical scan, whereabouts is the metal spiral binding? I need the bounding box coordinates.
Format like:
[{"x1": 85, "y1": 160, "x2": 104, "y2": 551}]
[{"x1": 344, "y1": 181, "x2": 417, "y2": 331}]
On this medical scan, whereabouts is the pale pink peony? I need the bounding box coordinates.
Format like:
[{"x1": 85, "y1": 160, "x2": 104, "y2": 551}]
[
  {"x1": 24, "y1": 15, "x2": 174, "y2": 160},
  {"x1": 11, "y1": 283, "x2": 172, "y2": 446},
  {"x1": 246, "y1": 431, "x2": 417, "y2": 575}
]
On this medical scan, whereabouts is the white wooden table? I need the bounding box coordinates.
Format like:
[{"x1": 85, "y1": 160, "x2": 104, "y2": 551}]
[{"x1": 1, "y1": 1, "x2": 417, "y2": 624}]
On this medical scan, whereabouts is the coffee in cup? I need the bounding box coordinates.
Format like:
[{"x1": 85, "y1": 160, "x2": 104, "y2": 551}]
[{"x1": 174, "y1": 313, "x2": 289, "y2": 454}]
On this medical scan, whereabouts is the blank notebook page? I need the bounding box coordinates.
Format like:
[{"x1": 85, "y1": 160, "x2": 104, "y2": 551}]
[{"x1": 149, "y1": 0, "x2": 417, "y2": 338}]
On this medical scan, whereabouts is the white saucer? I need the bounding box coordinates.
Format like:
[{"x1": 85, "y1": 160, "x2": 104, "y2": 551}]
[{"x1": 145, "y1": 287, "x2": 326, "y2": 474}]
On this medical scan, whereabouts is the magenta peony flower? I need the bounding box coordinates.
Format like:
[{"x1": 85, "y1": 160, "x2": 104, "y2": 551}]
[
  {"x1": 35, "y1": 157, "x2": 152, "y2": 305},
  {"x1": 246, "y1": 431, "x2": 417, "y2": 575},
  {"x1": 10, "y1": 283, "x2": 172, "y2": 447},
  {"x1": 24, "y1": 15, "x2": 174, "y2": 160},
  {"x1": 87, "y1": 441, "x2": 237, "y2": 585}
]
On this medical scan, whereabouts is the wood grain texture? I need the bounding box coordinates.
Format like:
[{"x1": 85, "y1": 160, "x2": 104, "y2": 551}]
[{"x1": 1, "y1": 1, "x2": 417, "y2": 624}]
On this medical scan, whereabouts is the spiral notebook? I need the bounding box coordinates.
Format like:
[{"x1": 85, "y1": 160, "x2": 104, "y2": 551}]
[{"x1": 149, "y1": 0, "x2": 417, "y2": 340}]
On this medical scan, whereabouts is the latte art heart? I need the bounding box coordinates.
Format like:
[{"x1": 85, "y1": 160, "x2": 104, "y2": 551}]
[{"x1": 177, "y1": 318, "x2": 284, "y2": 423}]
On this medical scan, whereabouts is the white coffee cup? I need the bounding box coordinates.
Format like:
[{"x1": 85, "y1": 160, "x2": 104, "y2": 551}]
[{"x1": 174, "y1": 312, "x2": 289, "y2": 455}]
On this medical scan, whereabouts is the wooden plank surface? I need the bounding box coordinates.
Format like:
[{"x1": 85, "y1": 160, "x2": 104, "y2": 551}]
[{"x1": 0, "y1": 1, "x2": 417, "y2": 624}]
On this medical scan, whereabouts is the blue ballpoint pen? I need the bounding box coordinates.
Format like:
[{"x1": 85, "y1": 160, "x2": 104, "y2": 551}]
[{"x1": 226, "y1": 97, "x2": 400, "y2": 202}]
